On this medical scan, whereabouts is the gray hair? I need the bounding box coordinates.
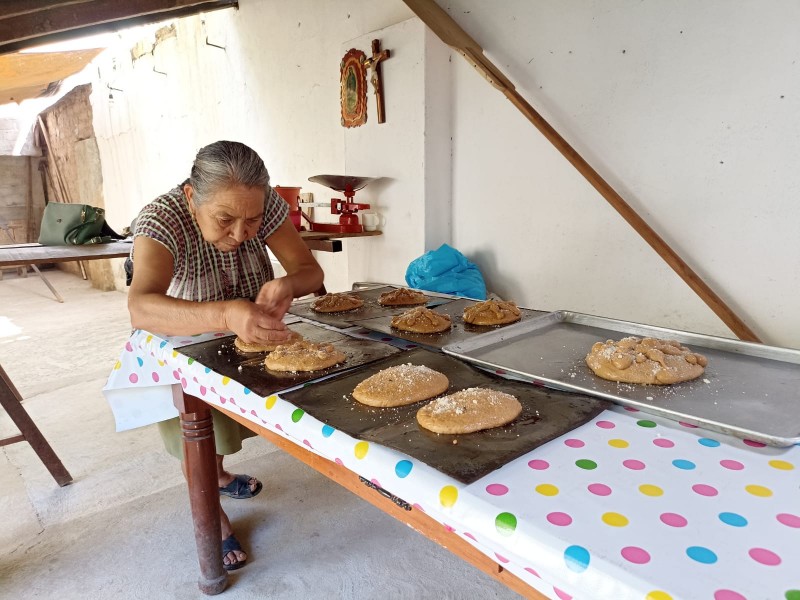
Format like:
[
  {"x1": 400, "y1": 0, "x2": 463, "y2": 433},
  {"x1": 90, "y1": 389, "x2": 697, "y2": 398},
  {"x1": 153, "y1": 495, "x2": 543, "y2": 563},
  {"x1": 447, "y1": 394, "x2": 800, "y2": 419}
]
[{"x1": 189, "y1": 141, "x2": 270, "y2": 206}]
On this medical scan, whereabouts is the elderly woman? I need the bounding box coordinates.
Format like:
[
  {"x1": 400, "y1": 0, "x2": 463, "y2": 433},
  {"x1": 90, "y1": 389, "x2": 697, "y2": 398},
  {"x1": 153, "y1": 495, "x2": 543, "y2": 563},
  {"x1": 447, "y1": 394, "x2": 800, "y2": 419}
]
[{"x1": 128, "y1": 140, "x2": 323, "y2": 571}]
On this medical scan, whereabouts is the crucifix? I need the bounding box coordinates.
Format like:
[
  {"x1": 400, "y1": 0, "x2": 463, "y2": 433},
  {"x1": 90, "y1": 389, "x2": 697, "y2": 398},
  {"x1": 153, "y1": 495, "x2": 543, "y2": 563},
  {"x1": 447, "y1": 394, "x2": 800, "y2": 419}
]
[{"x1": 363, "y1": 39, "x2": 390, "y2": 123}]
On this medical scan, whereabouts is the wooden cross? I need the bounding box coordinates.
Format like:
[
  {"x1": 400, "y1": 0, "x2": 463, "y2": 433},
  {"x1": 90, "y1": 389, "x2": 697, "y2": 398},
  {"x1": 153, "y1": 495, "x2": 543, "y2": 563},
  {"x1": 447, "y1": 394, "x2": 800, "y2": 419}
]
[{"x1": 363, "y1": 39, "x2": 390, "y2": 123}]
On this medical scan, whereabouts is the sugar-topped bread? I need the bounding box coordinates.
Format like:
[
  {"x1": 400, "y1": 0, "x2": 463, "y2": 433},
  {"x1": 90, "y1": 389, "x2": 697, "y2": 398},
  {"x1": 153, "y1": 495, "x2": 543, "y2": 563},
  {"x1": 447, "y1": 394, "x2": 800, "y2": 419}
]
[
  {"x1": 378, "y1": 287, "x2": 427, "y2": 307},
  {"x1": 234, "y1": 330, "x2": 302, "y2": 353},
  {"x1": 416, "y1": 388, "x2": 522, "y2": 434},
  {"x1": 462, "y1": 299, "x2": 521, "y2": 326},
  {"x1": 264, "y1": 340, "x2": 346, "y2": 372},
  {"x1": 311, "y1": 293, "x2": 364, "y2": 313},
  {"x1": 353, "y1": 363, "x2": 449, "y2": 407},
  {"x1": 390, "y1": 307, "x2": 452, "y2": 334}
]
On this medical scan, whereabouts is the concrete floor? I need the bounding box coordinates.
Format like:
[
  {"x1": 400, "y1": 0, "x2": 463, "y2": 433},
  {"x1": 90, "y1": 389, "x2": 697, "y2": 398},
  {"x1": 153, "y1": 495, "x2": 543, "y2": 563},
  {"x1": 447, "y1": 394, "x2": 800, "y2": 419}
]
[{"x1": 0, "y1": 269, "x2": 520, "y2": 600}]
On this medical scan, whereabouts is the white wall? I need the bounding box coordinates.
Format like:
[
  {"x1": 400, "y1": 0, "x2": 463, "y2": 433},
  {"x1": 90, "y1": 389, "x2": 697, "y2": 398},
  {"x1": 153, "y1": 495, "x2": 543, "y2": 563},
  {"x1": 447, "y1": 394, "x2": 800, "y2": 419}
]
[
  {"x1": 87, "y1": 0, "x2": 800, "y2": 349},
  {"x1": 445, "y1": 0, "x2": 800, "y2": 348}
]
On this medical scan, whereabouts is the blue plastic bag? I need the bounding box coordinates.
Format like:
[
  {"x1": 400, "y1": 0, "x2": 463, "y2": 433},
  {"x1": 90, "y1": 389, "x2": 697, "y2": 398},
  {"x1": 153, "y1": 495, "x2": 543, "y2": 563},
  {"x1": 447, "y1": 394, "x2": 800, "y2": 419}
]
[{"x1": 405, "y1": 244, "x2": 487, "y2": 300}]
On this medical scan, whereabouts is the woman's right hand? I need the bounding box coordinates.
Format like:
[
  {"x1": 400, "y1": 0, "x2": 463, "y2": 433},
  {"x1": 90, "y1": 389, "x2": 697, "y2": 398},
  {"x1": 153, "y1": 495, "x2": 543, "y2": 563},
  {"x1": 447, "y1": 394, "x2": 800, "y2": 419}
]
[{"x1": 225, "y1": 299, "x2": 292, "y2": 344}]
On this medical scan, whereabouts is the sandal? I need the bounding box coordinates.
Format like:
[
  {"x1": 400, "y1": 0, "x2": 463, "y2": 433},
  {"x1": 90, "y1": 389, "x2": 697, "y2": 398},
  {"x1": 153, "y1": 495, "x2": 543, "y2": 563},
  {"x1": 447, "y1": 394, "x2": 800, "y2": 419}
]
[
  {"x1": 221, "y1": 534, "x2": 247, "y2": 571},
  {"x1": 219, "y1": 474, "x2": 263, "y2": 499}
]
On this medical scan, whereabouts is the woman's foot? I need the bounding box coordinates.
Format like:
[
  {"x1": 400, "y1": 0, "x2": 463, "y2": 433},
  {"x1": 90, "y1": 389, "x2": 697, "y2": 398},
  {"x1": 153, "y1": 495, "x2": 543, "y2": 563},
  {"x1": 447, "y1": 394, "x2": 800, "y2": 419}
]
[
  {"x1": 218, "y1": 473, "x2": 262, "y2": 499},
  {"x1": 221, "y1": 534, "x2": 247, "y2": 571}
]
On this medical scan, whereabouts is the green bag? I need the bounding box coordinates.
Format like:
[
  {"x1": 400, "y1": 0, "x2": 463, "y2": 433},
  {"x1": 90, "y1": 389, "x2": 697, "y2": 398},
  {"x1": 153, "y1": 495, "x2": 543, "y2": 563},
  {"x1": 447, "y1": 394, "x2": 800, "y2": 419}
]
[{"x1": 38, "y1": 202, "x2": 113, "y2": 245}]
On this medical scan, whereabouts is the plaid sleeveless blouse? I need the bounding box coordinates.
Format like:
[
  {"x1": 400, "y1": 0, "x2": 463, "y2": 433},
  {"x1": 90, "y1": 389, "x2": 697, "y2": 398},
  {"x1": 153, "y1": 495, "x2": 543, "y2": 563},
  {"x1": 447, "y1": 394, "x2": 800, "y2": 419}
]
[{"x1": 133, "y1": 182, "x2": 289, "y2": 301}]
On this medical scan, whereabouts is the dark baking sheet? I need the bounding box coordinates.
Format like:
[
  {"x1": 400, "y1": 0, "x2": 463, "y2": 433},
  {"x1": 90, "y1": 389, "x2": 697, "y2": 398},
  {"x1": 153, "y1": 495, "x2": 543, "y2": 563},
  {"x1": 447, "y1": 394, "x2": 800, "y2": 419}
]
[
  {"x1": 177, "y1": 322, "x2": 402, "y2": 397},
  {"x1": 288, "y1": 286, "x2": 451, "y2": 328},
  {"x1": 354, "y1": 298, "x2": 549, "y2": 350},
  {"x1": 281, "y1": 348, "x2": 609, "y2": 483}
]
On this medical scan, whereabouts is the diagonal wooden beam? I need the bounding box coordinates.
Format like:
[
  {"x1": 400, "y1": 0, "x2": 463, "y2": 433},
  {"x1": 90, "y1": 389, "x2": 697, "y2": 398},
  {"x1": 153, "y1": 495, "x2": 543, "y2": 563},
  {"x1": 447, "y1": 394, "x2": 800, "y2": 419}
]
[{"x1": 403, "y1": 0, "x2": 761, "y2": 343}]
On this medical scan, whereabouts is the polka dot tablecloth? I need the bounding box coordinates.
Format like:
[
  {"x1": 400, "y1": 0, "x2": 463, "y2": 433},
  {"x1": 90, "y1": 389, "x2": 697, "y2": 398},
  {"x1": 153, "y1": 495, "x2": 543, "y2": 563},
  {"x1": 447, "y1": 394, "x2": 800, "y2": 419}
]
[{"x1": 104, "y1": 328, "x2": 800, "y2": 600}]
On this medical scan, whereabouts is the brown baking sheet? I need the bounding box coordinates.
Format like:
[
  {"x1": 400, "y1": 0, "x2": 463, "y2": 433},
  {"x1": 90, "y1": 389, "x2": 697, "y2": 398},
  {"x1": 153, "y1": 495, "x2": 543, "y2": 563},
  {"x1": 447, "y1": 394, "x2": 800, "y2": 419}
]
[
  {"x1": 177, "y1": 322, "x2": 402, "y2": 397},
  {"x1": 288, "y1": 286, "x2": 451, "y2": 328},
  {"x1": 354, "y1": 298, "x2": 549, "y2": 350},
  {"x1": 281, "y1": 348, "x2": 609, "y2": 483}
]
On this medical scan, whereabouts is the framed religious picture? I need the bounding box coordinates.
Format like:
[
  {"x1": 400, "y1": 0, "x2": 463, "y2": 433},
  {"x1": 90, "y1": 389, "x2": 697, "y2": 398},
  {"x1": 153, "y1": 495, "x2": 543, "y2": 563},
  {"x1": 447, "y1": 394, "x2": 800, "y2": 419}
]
[{"x1": 340, "y1": 48, "x2": 367, "y2": 128}]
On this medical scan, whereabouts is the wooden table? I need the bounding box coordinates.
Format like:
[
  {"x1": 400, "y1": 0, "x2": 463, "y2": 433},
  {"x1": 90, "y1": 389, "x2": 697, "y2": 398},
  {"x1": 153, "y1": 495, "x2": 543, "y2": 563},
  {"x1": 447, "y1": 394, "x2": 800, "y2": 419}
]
[{"x1": 0, "y1": 241, "x2": 131, "y2": 302}]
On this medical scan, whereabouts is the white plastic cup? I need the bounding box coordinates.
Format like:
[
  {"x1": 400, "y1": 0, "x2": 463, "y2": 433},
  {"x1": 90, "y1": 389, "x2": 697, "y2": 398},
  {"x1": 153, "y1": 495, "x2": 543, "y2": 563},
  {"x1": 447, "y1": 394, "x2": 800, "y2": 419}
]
[{"x1": 362, "y1": 212, "x2": 381, "y2": 231}]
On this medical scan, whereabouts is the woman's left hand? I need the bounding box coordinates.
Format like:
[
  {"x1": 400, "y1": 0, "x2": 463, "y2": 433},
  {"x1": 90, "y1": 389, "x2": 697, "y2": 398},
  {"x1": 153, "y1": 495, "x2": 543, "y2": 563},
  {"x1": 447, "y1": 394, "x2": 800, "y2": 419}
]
[{"x1": 255, "y1": 277, "x2": 294, "y2": 318}]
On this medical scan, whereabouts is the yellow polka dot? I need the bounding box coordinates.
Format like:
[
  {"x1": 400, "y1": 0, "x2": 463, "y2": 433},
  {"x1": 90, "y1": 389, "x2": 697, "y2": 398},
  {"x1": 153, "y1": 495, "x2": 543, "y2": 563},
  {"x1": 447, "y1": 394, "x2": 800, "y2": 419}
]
[
  {"x1": 221, "y1": 376, "x2": 231, "y2": 385},
  {"x1": 535, "y1": 484, "x2": 559, "y2": 496},
  {"x1": 440, "y1": 485, "x2": 458, "y2": 507},
  {"x1": 146, "y1": 335, "x2": 153, "y2": 343},
  {"x1": 265, "y1": 395, "x2": 277, "y2": 410},
  {"x1": 745, "y1": 484, "x2": 773, "y2": 497},
  {"x1": 608, "y1": 438, "x2": 629, "y2": 448},
  {"x1": 113, "y1": 360, "x2": 121, "y2": 370},
  {"x1": 157, "y1": 360, "x2": 165, "y2": 367},
  {"x1": 172, "y1": 350, "x2": 178, "y2": 358},
  {"x1": 354, "y1": 441, "x2": 369, "y2": 459},
  {"x1": 639, "y1": 484, "x2": 664, "y2": 497},
  {"x1": 646, "y1": 592, "x2": 673, "y2": 600},
  {"x1": 602, "y1": 512, "x2": 629, "y2": 527},
  {"x1": 768, "y1": 459, "x2": 794, "y2": 471}
]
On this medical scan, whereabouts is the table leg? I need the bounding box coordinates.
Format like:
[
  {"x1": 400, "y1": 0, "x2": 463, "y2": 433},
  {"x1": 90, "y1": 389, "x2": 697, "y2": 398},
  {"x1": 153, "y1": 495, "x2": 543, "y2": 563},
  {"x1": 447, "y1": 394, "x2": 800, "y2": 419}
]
[
  {"x1": 173, "y1": 389, "x2": 227, "y2": 595},
  {"x1": 0, "y1": 365, "x2": 72, "y2": 486},
  {"x1": 30, "y1": 264, "x2": 64, "y2": 303}
]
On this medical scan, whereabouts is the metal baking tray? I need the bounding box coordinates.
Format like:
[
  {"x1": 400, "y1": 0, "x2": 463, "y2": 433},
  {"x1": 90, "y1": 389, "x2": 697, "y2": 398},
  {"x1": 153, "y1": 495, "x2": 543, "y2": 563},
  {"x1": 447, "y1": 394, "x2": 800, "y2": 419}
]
[
  {"x1": 177, "y1": 321, "x2": 402, "y2": 397},
  {"x1": 443, "y1": 311, "x2": 800, "y2": 446},
  {"x1": 355, "y1": 297, "x2": 549, "y2": 350},
  {"x1": 288, "y1": 286, "x2": 451, "y2": 328},
  {"x1": 281, "y1": 348, "x2": 609, "y2": 483}
]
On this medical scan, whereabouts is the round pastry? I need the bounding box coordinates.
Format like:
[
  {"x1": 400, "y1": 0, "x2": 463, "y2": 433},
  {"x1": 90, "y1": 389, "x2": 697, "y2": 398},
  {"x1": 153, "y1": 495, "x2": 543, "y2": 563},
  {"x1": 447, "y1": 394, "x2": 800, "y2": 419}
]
[
  {"x1": 353, "y1": 363, "x2": 450, "y2": 407},
  {"x1": 462, "y1": 299, "x2": 521, "y2": 326},
  {"x1": 264, "y1": 340, "x2": 346, "y2": 372},
  {"x1": 378, "y1": 287, "x2": 427, "y2": 307},
  {"x1": 585, "y1": 336, "x2": 708, "y2": 385},
  {"x1": 390, "y1": 306, "x2": 452, "y2": 334},
  {"x1": 234, "y1": 330, "x2": 302, "y2": 353},
  {"x1": 416, "y1": 388, "x2": 523, "y2": 434},
  {"x1": 311, "y1": 292, "x2": 364, "y2": 313}
]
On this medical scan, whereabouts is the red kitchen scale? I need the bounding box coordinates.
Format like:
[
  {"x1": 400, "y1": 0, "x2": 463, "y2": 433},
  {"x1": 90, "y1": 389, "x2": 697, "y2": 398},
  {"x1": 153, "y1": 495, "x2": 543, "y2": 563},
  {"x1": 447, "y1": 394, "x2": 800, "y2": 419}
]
[{"x1": 302, "y1": 174, "x2": 376, "y2": 233}]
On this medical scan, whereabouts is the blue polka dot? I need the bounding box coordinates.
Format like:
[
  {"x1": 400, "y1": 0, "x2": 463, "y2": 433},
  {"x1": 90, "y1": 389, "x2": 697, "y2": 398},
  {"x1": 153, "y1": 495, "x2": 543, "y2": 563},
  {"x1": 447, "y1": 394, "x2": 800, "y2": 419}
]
[
  {"x1": 698, "y1": 438, "x2": 720, "y2": 447},
  {"x1": 243, "y1": 387, "x2": 251, "y2": 395},
  {"x1": 395, "y1": 460, "x2": 413, "y2": 478},
  {"x1": 719, "y1": 512, "x2": 748, "y2": 527},
  {"x1": 136, "y1": 357, "x2": 144, "y2": 367},
  {"x1": 321, "y1": 425, "x2": 335, "y2": 438},
  {"x1": 159, "y1": 341, "x2": 167, "y2": 348},
  {"x1": 564, "y1": 545, "x2": 591, "y2": 572},
  {"x1": 672, "y1": 459, "x2": 696, "y2": 470},
  {"x1": 204, "y1": 367, "x2": 211, "y2": 373},
  {"x1": 686, "y1": 546, "x2": 718, "y2": 564}
]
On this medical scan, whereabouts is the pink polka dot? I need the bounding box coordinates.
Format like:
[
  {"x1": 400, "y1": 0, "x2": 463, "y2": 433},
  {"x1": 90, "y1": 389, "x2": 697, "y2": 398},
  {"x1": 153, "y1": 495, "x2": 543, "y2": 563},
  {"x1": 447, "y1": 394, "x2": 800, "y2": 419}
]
[
  {"x1": 250, "y1": 410, "x2": 257, "y2": 417},
  {"x1": 495, "y1": 553, "x2": 509, "y2": 564},
  {"x1": 486, "y1": 483, "x2": 509, "y2": 496},
  {"x1": 743, "y1": 439, "x2": 766, "y2": 447},
  {"x1": 714, "y1": 591, "x2": 747, "y2": 600},
  {"x1": 274, "y1": 423, "x2": 282, "y2": 431},
  {"x1": 653, "y1": 438, "x2": 675, "y2": 448},
  {"x1": 588, "y1": 483, "x2": 612, "y2": 496},
  {"x1": 125, "y1": 342, "x2": 133, "y2": 352},
  {"x1": 528, "y1": 459, "x2": 550, "y2": 470},
  {"x1": 621, "y1": 546, "x2": 651, "y2": 564},
  {"x1": 463, "y1": 532, "x2": 476, "y2": 541},
  {"x1": 596, "y1": 420, "x2": 615, "y2": 429},
  {"x1": 172, "y1": 370, "x2": 180, "y2": 380},
  {"x1": 371, "y1": 478, "x2": 381, "y2": 487},
  {"x1": 553, "y1": 587, "x2": 572, "y2": 600},
  {"x1": 444, "y1": 524, "x2": 455, "y2": 532},
  {"x1": 660, "y1": 512, "x2": 688, "y2": 527},
  {"x1": 679, "y1": 421, "x2": 698, "y2": 428},
  {"x1": 777, "y1": 513, "x2": 800, "y2": 528},
  {"x1": 547, "y1": 512, "x2": 573, "y2": 526},
  {"x1": 199, "y1": 386, "x2": 207, "y2": 396},
  {"x1": 564, "y1": 439, "x2": 585, "y2": 448},
  {"x1": 334, "y1": 457, "x2": 343, "y2": 465},
  {"x1": 495, "y1": 369, "x2": 507, "y2": 375},
  {"x1": 524, "y1": 567, "x2": 540, "y2": 578},
  {"x1": 693, "y1": 484, "x2": 719, "y2": 497},
  {"x1": 180, "y1": 378, "x2": 187, "y2": 389},
  {"x1": 624, "y1": 406, "x2": 640, "y2": 412},
  {"x1": 220, "y1": 397, "x2": 226, "y2": 404},
  {"x1": 748, "y1": 547, "x2": 781, "y2": 566},
  {"x1": 412, "y1": 503, "x2": 426, "y2": 513},
  {"x1": 720, "y1": 459, "x2": 744, "y2": 470},
  {"x1": 151, "y1": 372, "x2": 159, "y2": 383},
  {"x1": 303, "y1": 439, "x2": 313, "y2": 448},
  {"x1": 128, "y1": 373, "x2": 139, "y2": 384},
  {"x1": 623, "y1": 459, "x2": 646, "y2": 470}
]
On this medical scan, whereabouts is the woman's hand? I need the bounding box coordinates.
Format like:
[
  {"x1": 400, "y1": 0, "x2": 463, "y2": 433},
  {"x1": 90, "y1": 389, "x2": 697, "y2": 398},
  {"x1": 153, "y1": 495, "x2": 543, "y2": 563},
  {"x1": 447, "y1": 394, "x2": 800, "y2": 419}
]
[
  {"x1": 225, "y1": 299, "x2": 291, "y2": 344},
  {"x1": 255, "y1": 277, "x2": 295, "y2": 319}
]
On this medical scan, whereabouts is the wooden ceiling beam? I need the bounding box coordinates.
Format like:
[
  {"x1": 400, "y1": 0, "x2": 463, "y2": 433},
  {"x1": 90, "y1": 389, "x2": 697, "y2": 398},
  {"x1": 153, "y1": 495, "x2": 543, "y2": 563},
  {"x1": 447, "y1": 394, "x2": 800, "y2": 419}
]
[{"x1": 0, "y1": 0, "x2": 237, "y2": 55}]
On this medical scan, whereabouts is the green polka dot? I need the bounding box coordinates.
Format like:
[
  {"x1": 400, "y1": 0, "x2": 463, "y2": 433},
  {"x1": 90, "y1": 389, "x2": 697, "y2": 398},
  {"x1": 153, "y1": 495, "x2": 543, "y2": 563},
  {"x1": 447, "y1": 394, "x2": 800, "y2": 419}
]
[
  {"x1": 291, "y1": 409, "x2": 305, "y2": 423},
  {"x1": 187, "y1": 358, "x2": 195, "y2": 365},
  {"x1": 786, "y1": 591, "x2": 800, "y2": 600},
  {"x1": 637, "y1": 420, "x2": 657, "y2": 428},
  {"x1": 495, "y1": 512, "x2": 517, "y2": 535},
  {"x1": 576, "y1": 459, "x2": 598, "y2": 470}
]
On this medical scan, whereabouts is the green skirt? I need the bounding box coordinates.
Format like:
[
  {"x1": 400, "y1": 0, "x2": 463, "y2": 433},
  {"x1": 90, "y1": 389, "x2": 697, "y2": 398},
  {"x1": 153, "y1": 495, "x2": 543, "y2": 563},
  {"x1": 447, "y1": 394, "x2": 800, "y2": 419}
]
[{"x1": 157, "y1": 406, "x2": 257, "y2": 460}]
